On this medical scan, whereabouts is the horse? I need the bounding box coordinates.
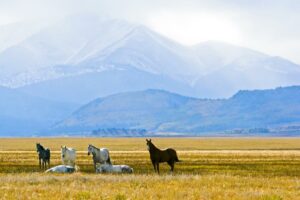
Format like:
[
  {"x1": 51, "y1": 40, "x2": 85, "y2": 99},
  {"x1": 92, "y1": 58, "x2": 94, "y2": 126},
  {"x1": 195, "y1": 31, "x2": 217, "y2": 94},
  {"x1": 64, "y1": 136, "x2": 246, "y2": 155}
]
[
  {"x1": 36, "y1": 143, "x2": 50, "y2": 169},
  {"x1": 61, "y1": 146, "x2": 76, "y2": 166},
  {"x1": 45, "y1": 165, "x2": 76, "y2": 173},
  {"x1": 146, "y1": 139, "x2": 180, "y2": 174},
  {"x1": 96, "y1": 163, "x2": 133, "y2": 174},
  {"x1": 88, "y1": 144, "x2": 111, "y2": 169}
]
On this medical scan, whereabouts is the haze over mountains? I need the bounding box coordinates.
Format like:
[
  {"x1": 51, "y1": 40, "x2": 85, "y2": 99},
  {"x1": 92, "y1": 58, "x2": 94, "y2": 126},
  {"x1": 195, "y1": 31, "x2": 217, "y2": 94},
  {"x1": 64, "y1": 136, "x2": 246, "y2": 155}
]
[
  {"x1": 1, "y1": 14, "x2": 300, "y2": 102},
  {"x1": 0, "y1": 86, "x2": 78, "y2": 136},
  {"x1": 0, "y1": 14, "x2": 300, "y2": 136}
]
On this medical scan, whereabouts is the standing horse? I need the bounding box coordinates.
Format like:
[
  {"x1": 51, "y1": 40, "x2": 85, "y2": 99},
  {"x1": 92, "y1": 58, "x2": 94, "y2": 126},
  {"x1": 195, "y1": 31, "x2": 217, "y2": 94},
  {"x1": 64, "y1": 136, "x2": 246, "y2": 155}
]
[
  {"x1": 36, "y1": 143, "x2": 50, "y2": 169},
  {"x1": 61, "y1": 146, "x2": 76, "y2": 166},
  {"x1": 88, "y1": 144, "x2": 111, "y2": 170},
  {"x1": 146, "y1": 139, "x2": 180, "y2": 174}
]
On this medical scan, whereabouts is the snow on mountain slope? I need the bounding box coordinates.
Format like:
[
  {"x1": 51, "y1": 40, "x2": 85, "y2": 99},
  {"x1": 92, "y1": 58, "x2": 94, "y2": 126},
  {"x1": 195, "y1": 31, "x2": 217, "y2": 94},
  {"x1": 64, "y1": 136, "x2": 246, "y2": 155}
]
[
  {"x1": 77, "y1": 26, "x2": 206, "y2": 84},
  {"x1": 1, "y1": 14, "x2": 300, "y2": 100},
  {"x1": 0, "y1": 21, "x2": 43, "y2": 53},
  {"x1": 193, "y1": 45, "x2": 300, "y2": 98},
  {"x1": 192, "y1": 41, "x2": 269, "y2": 74},
  {"x1": 17, "y1": 68, "x2": 195, "y2": 104},
  {"x1": 0, "y1": 14, "x2": 134, "y2": 81}
]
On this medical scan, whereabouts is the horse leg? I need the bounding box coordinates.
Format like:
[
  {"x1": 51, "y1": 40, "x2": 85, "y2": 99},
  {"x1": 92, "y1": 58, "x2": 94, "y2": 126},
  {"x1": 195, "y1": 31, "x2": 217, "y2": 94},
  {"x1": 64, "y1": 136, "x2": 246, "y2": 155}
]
[
  {"x1": 39, "y1": 158, "x2": 41, "y2": 169},
  {"x1": 152, "y1": 161, "x2": 156, "y2": 172},
  {"x1": 168, "y1": 161, "x2": 175, "y2": 172},
  {"x1": 48, "y1": 159, "x2": 50, "y2": 168},
  {"x1": 156, "y1": 163, "x2": 160, "y2": 174}
]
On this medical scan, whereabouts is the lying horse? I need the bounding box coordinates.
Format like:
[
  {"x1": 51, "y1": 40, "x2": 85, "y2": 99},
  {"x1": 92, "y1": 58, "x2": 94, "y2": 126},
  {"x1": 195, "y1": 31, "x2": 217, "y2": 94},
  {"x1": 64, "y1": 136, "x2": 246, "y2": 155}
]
[
  {"x1": 96, "y1": 163, "x2": 133, "y2": 174},
  {"x1": 45, "y1": 165, "x2": 76, "y2": 173},
  {"x1": 36, "y1": 143, "x2": 50, "y2": 169},
  {"x1": 146, "y1": 139, "x2": 180, "y2": 174},
  {"x1": 61, "y1": 146, "x2": 76, "y2": 166},
  {"x1": 88, "y1": 144, "x2": 111, "y2": 169}
]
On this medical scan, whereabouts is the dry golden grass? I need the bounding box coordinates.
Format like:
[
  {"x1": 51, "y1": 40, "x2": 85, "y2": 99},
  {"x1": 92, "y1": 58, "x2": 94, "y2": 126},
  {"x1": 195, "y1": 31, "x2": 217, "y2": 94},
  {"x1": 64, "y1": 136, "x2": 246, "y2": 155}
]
[
  {"x1": 1, "y1": 137, "x2": 300, "y2": 151},
  {"x1": 1, "y1": 173, "x2": 299, "y2": 200},
  {"x1": 0, "y1": 137, "x2": 300, "y2": 199}
]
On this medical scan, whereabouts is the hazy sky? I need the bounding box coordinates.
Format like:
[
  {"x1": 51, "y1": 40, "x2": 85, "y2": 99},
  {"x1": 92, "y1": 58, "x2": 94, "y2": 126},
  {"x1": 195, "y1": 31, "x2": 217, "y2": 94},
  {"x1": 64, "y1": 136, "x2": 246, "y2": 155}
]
[{"x1": 0, "y1": 0, "x2": 299, "y2": 63}]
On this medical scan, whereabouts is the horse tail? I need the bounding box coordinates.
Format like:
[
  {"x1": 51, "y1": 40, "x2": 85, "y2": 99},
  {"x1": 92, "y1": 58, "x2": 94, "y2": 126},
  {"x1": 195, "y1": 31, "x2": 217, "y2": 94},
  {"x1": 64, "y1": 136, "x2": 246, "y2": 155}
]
[
  {"x1": 175, "y1": 156, "x2": 181, "y2": 162},
  {"x1": 174, "y1": 151, "x2": 181, "y2": 162},
  {"x1": 168, "y1": 148, "x2": 181, "y2": 162},
  {"x1": 107, "y1": 156, "x2": 112, "y2": 165},
  {"x1": 46, "y1": 149, "x2": 51, "y2": 159}
]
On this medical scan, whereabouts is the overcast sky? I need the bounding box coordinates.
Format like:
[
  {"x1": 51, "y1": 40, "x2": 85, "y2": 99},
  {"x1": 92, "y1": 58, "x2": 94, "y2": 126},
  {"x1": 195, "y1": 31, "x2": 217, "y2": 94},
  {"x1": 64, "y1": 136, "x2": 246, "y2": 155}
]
[{"x1": 0, "y1": 0, "x2": 299, "y2": 63}]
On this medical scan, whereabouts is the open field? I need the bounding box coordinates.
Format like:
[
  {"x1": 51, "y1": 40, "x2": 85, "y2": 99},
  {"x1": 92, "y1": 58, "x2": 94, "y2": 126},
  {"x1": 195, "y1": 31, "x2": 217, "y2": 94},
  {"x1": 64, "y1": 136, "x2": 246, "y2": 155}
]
[{"x1": 1, "y1": 137, "x2": 300, "y2": 199}]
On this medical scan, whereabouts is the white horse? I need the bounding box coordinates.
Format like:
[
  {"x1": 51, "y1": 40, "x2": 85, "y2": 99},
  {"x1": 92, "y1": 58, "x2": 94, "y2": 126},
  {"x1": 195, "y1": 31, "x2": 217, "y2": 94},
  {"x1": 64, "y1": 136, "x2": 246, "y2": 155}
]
[
  {"x1": 45, "y1": 165, "x2": 76, "y2": 173},
  {"x1": 88, "y1": 144, "x2": 111, "y2": 169},
  {"x1": 61, "y1": 146, "x2": 76, "y2": 166},
  {"x1": 96, "y1": 163, "x2": 133, "y2": 174}
]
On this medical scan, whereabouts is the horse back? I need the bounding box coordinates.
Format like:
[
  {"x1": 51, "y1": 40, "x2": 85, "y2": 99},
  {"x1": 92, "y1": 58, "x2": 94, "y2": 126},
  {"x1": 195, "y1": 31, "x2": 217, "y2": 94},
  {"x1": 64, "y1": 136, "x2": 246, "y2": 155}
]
[
  {"x1": 67, "y1": 149, "x2": 76, "y2": 157},
  {"x1": 46, "y1": 149, "x2": 51, "y2": 159},
  {"x1": 167, "y1": 148, "x2": 179, "y2": 161},
  {"x1": 150, "y1": 148, "x2": 177, "y2": 162}
]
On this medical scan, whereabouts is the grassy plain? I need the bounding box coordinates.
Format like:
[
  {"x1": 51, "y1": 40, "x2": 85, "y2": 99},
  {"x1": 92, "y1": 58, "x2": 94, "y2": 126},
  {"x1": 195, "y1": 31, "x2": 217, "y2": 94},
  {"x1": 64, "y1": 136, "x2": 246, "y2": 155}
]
[{"x1": 0, "y1": 137, "x2": 300, "y2": 199}]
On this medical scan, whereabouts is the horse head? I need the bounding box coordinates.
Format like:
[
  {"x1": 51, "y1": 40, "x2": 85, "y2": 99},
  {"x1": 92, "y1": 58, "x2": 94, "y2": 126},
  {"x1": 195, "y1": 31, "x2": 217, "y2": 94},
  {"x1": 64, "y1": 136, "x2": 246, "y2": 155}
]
[
  {"x1": 87, "y1": 144, "x2": 93, "y2": 155},
  {"x1": 61, "y1": 146, "x2": 67, "y2": 158},
  {"x1": 146, "y1": 139, "x2": 152, "y2": 150},
  {"x1": 36, "y1": 143, "x2": 44, "y2": 152}
]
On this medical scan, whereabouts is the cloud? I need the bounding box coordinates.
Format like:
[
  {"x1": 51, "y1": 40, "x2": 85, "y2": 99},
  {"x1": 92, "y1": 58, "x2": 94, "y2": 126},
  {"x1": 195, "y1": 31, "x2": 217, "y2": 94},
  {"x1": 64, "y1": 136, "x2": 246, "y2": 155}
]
[{"x1": 0, "y1": 0, "x2": 299, "y2": 63}]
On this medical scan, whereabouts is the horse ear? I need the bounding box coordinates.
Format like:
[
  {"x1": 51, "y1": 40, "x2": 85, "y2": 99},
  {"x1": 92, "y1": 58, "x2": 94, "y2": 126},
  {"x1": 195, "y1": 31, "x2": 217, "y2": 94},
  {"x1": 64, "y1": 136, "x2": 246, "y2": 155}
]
[
  {"x1": 146, "y1": 139, "x2": 148, "y2": 142},
  {"x1": 149, "y1": 139, "x2": 151, "y2": 142}
]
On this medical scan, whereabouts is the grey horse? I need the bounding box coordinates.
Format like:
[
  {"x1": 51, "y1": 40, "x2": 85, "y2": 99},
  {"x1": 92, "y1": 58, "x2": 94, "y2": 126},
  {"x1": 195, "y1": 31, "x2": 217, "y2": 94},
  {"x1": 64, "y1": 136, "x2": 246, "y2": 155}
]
[{"x1": 88, "y1": 144, "x2": 111, "y2": 169}]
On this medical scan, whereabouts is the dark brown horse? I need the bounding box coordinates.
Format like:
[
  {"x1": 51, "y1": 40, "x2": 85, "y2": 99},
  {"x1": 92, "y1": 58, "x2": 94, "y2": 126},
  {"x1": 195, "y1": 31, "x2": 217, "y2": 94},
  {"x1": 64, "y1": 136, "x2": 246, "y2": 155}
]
[{"x1": 146, "y1": 139, "x2": 180, "y2": 174}]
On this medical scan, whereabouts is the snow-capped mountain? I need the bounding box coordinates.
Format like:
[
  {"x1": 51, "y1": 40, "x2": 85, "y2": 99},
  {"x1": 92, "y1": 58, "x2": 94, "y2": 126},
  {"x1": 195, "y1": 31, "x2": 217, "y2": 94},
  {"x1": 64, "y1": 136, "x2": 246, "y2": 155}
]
[
  {"x1": 0, "y1": 14, "x2": 134, "y2": 80},
  {"x1": 0, "y1": 21, "x2": 44, "y2": 53},
  {"x1": 192, "y1": 42, "x2": 300, "y2": 97},
  {"x1": 1, "y1": 14, "x2": 300, "y2": 102}
]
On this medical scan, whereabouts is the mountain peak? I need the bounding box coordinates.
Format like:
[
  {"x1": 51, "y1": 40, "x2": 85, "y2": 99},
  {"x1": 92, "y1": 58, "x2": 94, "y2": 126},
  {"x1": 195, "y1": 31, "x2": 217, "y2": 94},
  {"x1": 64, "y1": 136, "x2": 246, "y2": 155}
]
[{"x1": 1, "y1": 16, "x2": 300, "y2": 100}]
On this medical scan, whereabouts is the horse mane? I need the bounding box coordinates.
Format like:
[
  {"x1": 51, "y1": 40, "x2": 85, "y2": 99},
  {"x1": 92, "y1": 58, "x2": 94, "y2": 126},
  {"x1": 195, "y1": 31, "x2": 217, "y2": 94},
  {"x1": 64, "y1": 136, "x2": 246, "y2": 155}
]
[
  {"x1": 37, "y1": 143, "x2": 45, "y2": 151},
  {"x1": 89, "y1": 144, "x2": 100, "y2": 151},
  {"x1": 149, "y1": 141, "x2": 159, "y2": 151}
]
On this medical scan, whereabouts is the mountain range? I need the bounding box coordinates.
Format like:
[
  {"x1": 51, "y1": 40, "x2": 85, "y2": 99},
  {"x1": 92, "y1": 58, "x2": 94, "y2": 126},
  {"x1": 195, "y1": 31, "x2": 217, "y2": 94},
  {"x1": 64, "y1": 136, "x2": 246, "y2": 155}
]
[
  {"x1": 52, "y1": 86, "x2": 300, "y2": 136},
  {"x1": 0, "y1": 14, "x2": 300, "y2": 104}
]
